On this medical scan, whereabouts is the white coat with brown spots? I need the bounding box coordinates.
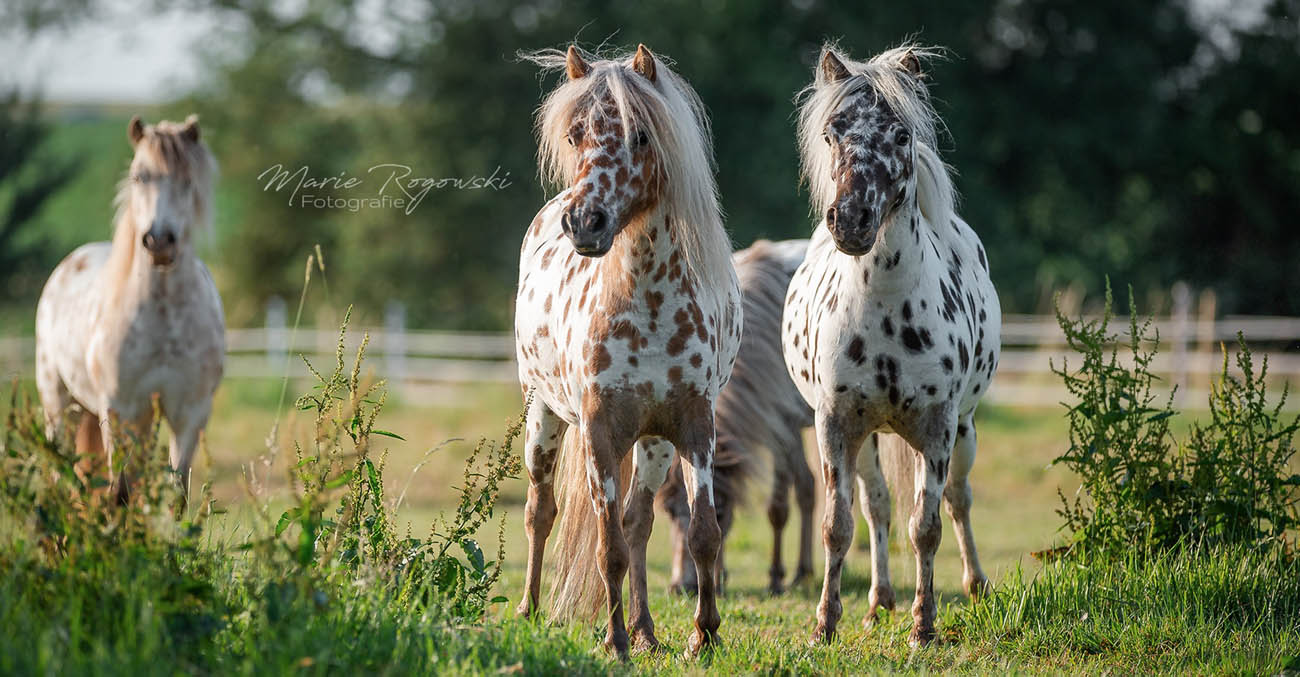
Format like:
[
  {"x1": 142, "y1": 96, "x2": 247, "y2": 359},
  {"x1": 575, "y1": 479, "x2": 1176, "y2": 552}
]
[
  {"x1": 783, "y1": 45, "x2": 1000, "y2": 647},
  {"x1": 514, "y1": 45, "x2": 741, "y2": 660}
]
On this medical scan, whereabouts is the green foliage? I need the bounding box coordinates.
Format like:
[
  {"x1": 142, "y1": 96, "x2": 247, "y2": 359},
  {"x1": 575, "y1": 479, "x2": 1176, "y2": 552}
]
[
  {"x1": 1052, "y1": 283, "x2": 1300, "y2": 555},
  {"x1": 1183, "y1": 344, "x2": 1300, "y2": 543},
  {"x1": 0, "y1": 91, "x2": 79, "y2": 305}
]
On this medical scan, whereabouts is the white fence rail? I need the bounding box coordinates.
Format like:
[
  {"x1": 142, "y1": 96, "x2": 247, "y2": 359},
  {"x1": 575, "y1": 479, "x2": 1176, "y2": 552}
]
[{"x1": 3, "y1": 302, "x2": 1298, "y2": 407}]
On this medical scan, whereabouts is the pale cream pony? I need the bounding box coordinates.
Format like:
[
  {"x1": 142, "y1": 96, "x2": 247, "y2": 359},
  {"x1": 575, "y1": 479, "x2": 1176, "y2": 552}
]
[{"x1": 35, "y1": 115, "x2": 223, "y2": 503}]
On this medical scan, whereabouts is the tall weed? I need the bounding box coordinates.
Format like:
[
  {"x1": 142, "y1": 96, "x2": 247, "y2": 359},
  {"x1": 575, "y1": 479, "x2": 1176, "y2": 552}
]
[{"x1": 1052, "y1": 283, "x2": 1300, "y2": 556}]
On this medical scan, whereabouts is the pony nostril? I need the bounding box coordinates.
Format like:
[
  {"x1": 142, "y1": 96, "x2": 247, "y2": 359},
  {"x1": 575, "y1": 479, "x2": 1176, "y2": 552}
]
[
  {"x1": 826, "y1": 207, "x2": 837, "y2": 227},
  {"x1": 561, "y1": 211, "x2": 575, "y2": 234},
  {"x1": 586, "y1": 210, "x2": 607, "y2": 233},
  {"x1": 163, "y1": 231, "x2": 176, "y2": 246},
  {"x1": 858, "y1": 208, "x2": 873, "y2": 231},
  {"x1": 142, "y1": 233, "x2": 155, "y2": 249}
]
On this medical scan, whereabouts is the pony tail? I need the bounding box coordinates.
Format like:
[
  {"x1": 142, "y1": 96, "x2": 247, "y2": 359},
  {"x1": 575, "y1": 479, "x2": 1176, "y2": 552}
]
[
  {"x1": 547, "y1": 431, "x2": 635, "y2": 619},
  {"x1": 877, "y1": 433, "x2": 919, "y2": 542}
]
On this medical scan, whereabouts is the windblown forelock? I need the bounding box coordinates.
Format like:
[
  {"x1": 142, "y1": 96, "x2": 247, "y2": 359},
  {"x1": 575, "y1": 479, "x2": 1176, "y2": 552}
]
[
  {"x1": 525, "y1": 47, "x2": 734, "y2": 290},
  {"x1": 115, "y1": 121, "x2": 218, "y2": 234},
  {"x1": 797, "y1": 43, "x2": 954, "y2": 227}
]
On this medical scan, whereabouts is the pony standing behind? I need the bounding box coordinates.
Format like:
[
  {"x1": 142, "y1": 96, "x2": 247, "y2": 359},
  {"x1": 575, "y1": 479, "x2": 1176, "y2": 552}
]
[
  {"x1": 658, "y1": 238, "x2": 816, "y2": 597},
  {"x1": 35, "y1": 116, "x2": 223, "y2": 503},
  {"x1": 513, "y1": 46, "x2": 741, "y2": 658},
  {"x1": 783, "y1": 45, "x2": 1000, "y2": 646}
]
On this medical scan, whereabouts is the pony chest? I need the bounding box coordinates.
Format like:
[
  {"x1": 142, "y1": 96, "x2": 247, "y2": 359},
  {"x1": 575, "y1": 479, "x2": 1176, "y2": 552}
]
[{"x1": 582, "y1": 289, "x2": 721, "y2": 391}]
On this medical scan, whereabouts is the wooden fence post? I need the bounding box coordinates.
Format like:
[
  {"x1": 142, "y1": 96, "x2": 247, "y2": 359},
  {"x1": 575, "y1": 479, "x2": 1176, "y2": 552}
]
[
  {"x1": 385, "y1": 300, "x2": 407, "y2": 387},
  {"x1": 266, "y1": 295, "x2": 287, "y2": 371},
  {"x1": 1197, "y1": 289, "x2": 1218, "y2": 395},
  {"x1": 1171, "y1": 281, "x2": 1192, "y2": 404}
]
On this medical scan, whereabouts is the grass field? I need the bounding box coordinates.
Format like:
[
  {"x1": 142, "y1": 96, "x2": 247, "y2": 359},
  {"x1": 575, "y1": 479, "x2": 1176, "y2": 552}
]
[{"x1": 3, "y1": 365, "x2": 1297, "y2": 675}]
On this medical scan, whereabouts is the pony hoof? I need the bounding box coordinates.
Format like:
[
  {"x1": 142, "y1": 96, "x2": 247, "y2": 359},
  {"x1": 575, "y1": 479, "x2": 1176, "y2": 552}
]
[
  {"x1": 808, "y1": 623, "x2": 836, "y2": 646},
  {"x1": 908, "y1": 626, "x2": 936, "y2": 648},
  {"x1": 789, "y1": 570, "x2": 813, "y2": 588},
  {"x1": 767, "y1": 580, "x2": 785, "y2": 596},
  {"x1": 630, "y1": 632, "x2": 662, "y2": 656},
  {"x1": 683, "y1": 629, "x2": 717, "y2": 659},
  {"x1": 602, "y1": 637, "x2": 630, "y2": 661},
  {"x1": 965, "y1": 575, "x2": 991, "y2": 599},
  {"x1": 862, "y1": 606, "x2": 889, "y2": 629},
  {"x1": 515, "y1": 600, "x2": 534, "y2": 619}
]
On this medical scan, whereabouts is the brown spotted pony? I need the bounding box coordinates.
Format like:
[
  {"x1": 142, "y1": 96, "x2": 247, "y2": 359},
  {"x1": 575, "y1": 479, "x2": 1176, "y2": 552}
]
[
  {"x1": 783, "y1": 44, "x2": 1000, "y2": 647},
  {"x1": 35, "y1": 115, "x2": 223, "y2": 503},
  {"x1": 657, "y1": 238, "x2": 816, "y2": 597},
  {"x1": 513, "y1": 45, "x2": 742, "y2": 658}
]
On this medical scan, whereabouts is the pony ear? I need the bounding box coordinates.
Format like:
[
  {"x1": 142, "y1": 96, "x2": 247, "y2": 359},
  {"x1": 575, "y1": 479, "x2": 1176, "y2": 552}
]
[
  {"x1": 565, "y1": 45, "x2": 590, "y2": 80},
  {"x1": 820, "y1": 49, "x2": 851, "y2": 84},
  {"x1": 181, "y1": 114, "x2": 201, "y2": 143},
  {"x1": 128, "y1": 115, "x2": 145, "y2": 147},
  {"x1": 899, "y1": 49, "x2": 924, "y2": 78},
  {"x1": 632, "y1": 44, "x2": 657, "y2": 83}
]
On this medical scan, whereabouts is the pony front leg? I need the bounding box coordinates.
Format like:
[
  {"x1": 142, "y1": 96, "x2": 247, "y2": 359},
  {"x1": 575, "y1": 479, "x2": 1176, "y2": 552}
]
[
  {"x1": 101, "y1": 405, "x2": 153, "y2": 505},
  {"x1": 517, "y1": 399, "x2": 566, "y2": 618},
  {"x1": 905, "y1": 414, "x2": 955, "y2": 647},
  {"x1": 166, "y1": 402, "x2": 211, "y2": 506},
  {"x1": 810, "y1": 408, "x2": 865, "y2": 645},
  {"x1": 676, "y1": 402, "x2": 723, "y2": 657},
  {"x1": 856, "y1": 433, "x2": 896, "y2": 627},
  {"x1": 945, "y1": 415, "x2": 989, "y2": 598},
  {"x1": 622, "y1": 437, "x2": 674, "y2": 654},
  {"x1": 583, "y1": 423, "x2": 632, "y2": 659}
]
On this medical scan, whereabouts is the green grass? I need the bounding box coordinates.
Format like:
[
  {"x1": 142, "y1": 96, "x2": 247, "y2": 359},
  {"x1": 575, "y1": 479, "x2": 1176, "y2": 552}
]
[{"x1": 2, "y1": 376, "x2": 1297, "y2": 674}]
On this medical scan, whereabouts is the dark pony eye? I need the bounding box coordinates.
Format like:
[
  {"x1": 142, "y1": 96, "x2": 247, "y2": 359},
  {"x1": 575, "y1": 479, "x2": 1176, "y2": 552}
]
[
  {"x1": 897, "y1": 129, "x2": 911, "y2": 146},
  {"x1": 566, "y1": 134, "x2": 575, "y2": 147},
  {"x1": 636, "y1": 130, "x2": 649, "y2": 147},
  {"x1": 822, "y1": 132, "x2": 831, "y2": 145}
]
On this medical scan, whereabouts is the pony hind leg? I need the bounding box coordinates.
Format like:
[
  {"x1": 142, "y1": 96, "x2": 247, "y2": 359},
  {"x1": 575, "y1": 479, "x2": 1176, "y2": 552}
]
[
  {"x1": 944, "y1": 414, "x2": 989, "y2": 598},
  {"x1": 622, "y1": 437, "x2": 674, "y2": 654},
  {"x1": 764, "y1": 456, "x2": 792, "y2": 594},
  {"x1": 786, "y1": 432, "x2": 817, "y2": 588},
  {"x1": 516, "y1": 397, "x2": 567, "y2": 618},
  {"x1": 855, "y1": 433, "x2": 896, "y2": 627},
  {"x1": 809, "y1": 408, "x2": 866, "y2": 645}
]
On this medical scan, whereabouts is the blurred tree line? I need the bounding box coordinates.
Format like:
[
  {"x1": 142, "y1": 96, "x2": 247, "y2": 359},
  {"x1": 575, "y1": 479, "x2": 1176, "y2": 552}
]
[{"x1": 6, "y1": 0, "x2": 1300, "y2": 329}]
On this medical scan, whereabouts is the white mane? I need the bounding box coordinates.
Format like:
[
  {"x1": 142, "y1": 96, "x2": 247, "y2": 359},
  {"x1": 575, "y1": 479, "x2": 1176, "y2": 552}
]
[
  {"x1": 524, "y1": 47, "x2": 733, "y2": 290},
  {"x1": 796, "y1": 43, "x2": 956, "y2": 230}
]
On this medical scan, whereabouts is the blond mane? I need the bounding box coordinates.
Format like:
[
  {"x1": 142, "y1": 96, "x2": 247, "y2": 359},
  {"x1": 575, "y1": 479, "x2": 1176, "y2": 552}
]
[
  {"x1": 524, "y1": 47, "x2": 733, "y2": 290},
  {"x1": 104, "y1": 116, "x2": 217, "y2": 300},
  {"x1": 796, "y1": 43, "x2": 956, "y2": 229}
]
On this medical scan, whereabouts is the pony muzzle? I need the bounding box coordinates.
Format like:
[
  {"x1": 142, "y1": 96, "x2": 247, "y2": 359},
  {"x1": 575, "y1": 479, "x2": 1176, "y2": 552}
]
[
  {"x1": 825, "y1": 203, "x2": 879, "y2": 256},
  {"x1": 142, "y1": 228, "x2": 178, "y2": 266},
  {"x1": 561, "y1": 205, "x2": 614, "y2": 256}
]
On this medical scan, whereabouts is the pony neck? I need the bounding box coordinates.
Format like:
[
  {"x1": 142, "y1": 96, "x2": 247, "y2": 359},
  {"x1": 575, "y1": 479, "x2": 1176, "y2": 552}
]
[
  {"x1": 602, "y1": 205, "x2": 679, "y2": 298},
  {"x1": 856, "y1": 189, "x2": 928, "y2": 286}
]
